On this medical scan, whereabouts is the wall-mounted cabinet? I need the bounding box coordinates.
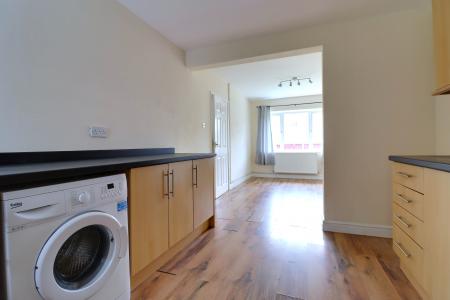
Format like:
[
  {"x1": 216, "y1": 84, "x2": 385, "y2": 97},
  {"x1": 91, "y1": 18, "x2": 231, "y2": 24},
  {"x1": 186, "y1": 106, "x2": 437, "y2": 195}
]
[{"x1": 432, "y1": 0, "x2": 450, "y2": 95}]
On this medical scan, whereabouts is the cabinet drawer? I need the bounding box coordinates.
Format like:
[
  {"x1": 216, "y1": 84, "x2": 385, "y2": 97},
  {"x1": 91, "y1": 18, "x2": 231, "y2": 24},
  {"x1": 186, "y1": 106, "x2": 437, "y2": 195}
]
[
  {"x1": 393, "y1": 224, "x2": 424, "y2": 285},
  {"x1": 392, "y1": 163, "x2": 424, "y2": 193},
  {"x1": 392, "y1": 183, "x2": 424, "y2": 221},
  {"x1": 393, "y1": 204, "x2": 424, "y2": 248}
]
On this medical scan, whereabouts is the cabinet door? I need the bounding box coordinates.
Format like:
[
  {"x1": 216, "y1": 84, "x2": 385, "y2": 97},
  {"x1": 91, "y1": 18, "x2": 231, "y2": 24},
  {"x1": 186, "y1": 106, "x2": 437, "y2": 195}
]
[
  {"x1": 423, "y1": 168, "x2": 450, "y2": 299},
  {"x1": 432, "y1": 0, "x2": 450, "y2": 95},
  {"x1": 168, "y1": 160, "x2": 194, "y2": 247},
  {"x1": 193, "y1": 158, "x2": 215, "y2": 228},
  {"x1": 129, "y1": 164, "x2": 169, "y2": 276}
]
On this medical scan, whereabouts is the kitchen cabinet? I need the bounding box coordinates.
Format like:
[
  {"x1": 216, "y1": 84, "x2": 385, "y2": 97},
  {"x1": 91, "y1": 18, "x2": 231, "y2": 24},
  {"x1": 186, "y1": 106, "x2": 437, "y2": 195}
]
[
  {"x1": 129, "y1": 164, "x2": 169, "y2": 276},
  {"x1": 391, "y1": 162, "x2": 450, "y2": 299},
  {"x1": 168, "y1": 160, "x2": 194, "y2": 246},
  {"x1": 193, "y1": 157, "x2": 215, "y2": 228},
  {"x1": 423, "y1": 168, "x2": 450, "y2": 299},
  {"x1": 391, "y1": 163, "x2": 426, "y2": 297},
  {"x1": 432, "y1": 0, "x2": 450, "y2": 95},
  {"x1": 128, "y1": 158, "x2": 215, "y2": 289}
]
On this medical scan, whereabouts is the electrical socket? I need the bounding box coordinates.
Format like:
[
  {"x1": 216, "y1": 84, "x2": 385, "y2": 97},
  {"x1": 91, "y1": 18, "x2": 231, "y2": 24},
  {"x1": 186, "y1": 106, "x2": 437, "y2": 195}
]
[{"x1": 89, "y1": 126, "x2": 108, "y2": 138}]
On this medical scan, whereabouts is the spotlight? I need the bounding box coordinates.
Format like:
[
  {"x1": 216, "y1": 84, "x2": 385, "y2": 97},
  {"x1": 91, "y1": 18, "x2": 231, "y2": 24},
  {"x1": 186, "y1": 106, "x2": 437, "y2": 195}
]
[{"x1": 277, "y1": 76, "x2": 312, "y2": 88}]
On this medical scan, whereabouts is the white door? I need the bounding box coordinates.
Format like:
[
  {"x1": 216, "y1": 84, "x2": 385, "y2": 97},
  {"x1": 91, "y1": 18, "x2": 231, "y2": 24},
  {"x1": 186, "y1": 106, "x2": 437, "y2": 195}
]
[{"x1": 213, "y1": 94, "x2": 229, "y2": 198}]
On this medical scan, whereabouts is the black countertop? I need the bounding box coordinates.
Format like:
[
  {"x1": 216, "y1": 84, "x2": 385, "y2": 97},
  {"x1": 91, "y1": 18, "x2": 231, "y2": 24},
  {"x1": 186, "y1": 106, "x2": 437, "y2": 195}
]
[
  {"x1": 0, "y1": 149, "x2": 215, "y2": 191},
  {"x1": 389, "y1": 155, "x2": 450, "y2": 173}
]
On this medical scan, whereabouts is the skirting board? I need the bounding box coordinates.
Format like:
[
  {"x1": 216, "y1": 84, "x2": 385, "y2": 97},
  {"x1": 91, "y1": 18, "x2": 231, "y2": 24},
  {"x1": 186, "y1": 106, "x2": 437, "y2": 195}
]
[
  {"x1": 323, "y1": 220, "x2": 392, "y2": 238},
  {"x1": 252, "y1": 172, "x2": 324, "y2": 180},
  {"x1": 230, "y1": 172, "x2": 323, "y2": 190},
  {"x1": 229, "y1": 174, "x2": 253, "y2": 190}
]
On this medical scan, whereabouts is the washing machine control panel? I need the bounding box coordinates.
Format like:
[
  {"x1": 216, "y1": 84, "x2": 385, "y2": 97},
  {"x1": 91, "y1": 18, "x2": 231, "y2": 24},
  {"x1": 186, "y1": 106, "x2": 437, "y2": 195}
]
[
  {"x1": 68, "y1": 179, "x2": 125, "y2": 209},
  {"x1": 69, "y1": 189, "x2": 95, "y2": 208},
  {"x1": 100, "y1": 180, "x2": 124, "y2": 201}
]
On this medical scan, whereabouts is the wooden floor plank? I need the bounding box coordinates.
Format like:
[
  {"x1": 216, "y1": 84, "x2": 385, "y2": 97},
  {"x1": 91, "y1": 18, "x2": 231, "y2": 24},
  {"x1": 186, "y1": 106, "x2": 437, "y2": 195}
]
[{"x1": 132, "y1": 178, "x2": 421, "y2": 300}]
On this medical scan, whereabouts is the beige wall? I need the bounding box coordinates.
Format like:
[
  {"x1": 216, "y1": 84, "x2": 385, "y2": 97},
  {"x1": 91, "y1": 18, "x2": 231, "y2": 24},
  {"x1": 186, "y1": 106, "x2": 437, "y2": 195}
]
[
  {"x1": 251, "y1": 95, "x2": 324, "y2": 180},
  {"x1": 435, "y1": 95, "x2": 450, "y2": 154},
  {"x1": 187, "y1": 8, "x2": 436, "y2": 227},
  {"x1": 0, "y1": 0, "x2": 228, "y2": 153},
  {"x1": 229, "y1": 87, "x2": 252, "y2": 185}
]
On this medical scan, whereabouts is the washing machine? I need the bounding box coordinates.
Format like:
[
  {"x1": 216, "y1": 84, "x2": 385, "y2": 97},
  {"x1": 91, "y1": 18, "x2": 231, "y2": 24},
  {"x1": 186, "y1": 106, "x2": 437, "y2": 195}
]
[{"x1": 1, "y1": 174, "x2": 130, "y2": 300}]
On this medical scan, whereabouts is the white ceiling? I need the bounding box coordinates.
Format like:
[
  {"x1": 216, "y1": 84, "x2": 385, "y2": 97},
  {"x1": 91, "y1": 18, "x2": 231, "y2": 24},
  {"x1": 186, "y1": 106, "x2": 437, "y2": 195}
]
[
  {"x1": 209, "y1": 51, "x2": 322, "y2": 100},
  {"x1": 118, "y1": 0, "x2": 428, "y2": 50}
]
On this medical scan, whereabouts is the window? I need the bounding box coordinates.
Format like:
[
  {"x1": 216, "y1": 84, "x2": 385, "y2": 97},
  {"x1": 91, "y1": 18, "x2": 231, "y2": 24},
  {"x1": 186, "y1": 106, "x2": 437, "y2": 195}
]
[{"x1": 271, "y1": 108, "x2": 323, "y2": 153}]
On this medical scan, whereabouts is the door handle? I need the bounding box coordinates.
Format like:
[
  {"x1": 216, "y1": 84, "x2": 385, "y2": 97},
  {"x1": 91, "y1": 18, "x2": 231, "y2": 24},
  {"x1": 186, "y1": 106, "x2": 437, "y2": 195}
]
[
  {"x1": 397, "y1": 172, "x2": 413, "y2": 178},
  {"x1": 163, "y1": 170, "x2": 169, "y2": 198},
  {"x1": 394, "y1": 241, "x2": 411, "y2": 258},
  {"x1": 395, "y1": 215, "x2": 411, "y2": 228},
  {"x1": 193, "y1": 166, "x2": 198, "y2": 188},
  {"x1": 396, "y1": 193, "x2": 412, "y2": 204},
  {"x1": 170, "y1": 170, "x2": 174, "y2": 197}
]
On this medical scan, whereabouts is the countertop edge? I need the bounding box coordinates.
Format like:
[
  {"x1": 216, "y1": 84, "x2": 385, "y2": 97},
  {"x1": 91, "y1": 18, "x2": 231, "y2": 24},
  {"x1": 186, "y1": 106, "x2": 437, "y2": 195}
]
[
  {"x1": 0, "y1": 153, "x2": 215, "y2": 191},
  {"x1": 389, "y1": 156, "x2": 450, "y2": 173}
]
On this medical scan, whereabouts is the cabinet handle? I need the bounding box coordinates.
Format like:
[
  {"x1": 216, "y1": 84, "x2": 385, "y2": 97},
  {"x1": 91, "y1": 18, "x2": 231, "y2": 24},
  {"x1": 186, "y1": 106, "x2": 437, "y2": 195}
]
[
  {"x1": 397, "y1": 172, "x2": 413, "y2": 178},
  {"x1": 395, "y1": 215, "x2": 411, "y2": 228},
  {"x1": 170, "y1": 170, "x2": 174, "y2": 196},
  {"x1": 396, "y1": 193, "x2": 413, "y2": 204},
  {"x1": 193, "y1": 166, "x2": 198, "y2": 188},
  {"x1": 163, "y1": 171, "x2": 169, "y2": 198},
  {"x1": 394, "y1": 241, "x2": 411, "y2": 258}
]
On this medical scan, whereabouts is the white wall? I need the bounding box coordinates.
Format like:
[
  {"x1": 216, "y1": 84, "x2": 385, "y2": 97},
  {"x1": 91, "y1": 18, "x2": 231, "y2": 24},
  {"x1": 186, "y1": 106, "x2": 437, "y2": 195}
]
[
  {"x1": 186, "y1": 7, "x2": 436, "y2": 229},
  {"x1": 435, "y1": 95, "x2": 450, "y2": 154},
  {"x1": 0, "y1": 0, "x2": 228, "y2": 153},
  {"x1": 229, "y1": 87, "x2": 252, "y2": 186},
  {"x1": 251, "y1": 95, "x2": 324, "y2": 180}
]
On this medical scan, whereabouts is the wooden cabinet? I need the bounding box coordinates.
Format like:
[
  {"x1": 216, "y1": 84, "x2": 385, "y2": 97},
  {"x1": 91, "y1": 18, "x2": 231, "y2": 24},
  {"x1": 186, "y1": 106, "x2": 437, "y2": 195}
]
[
  {"x1": 392, "y1": 224, "x2": 424, "y2": 285},
  {"x1": 391, "y1": 163, "x2": 427, "y2": 298},
  {"x1": 129, "y1": 161, "x2": 194, "y2": 270},
  {"x1": 392, "y1": 183, "x2": 424, "y2": 221},
  {"x1": 128, "y1": 158, "x2": 215, "y2": 289},
  {"x1": 129, "y1": 164, "x2": 169, "y2": 276},
  {"x1": 423, "y1": 168, "x2": 450, "y2": 300},
  {"x1": 168, "y1": 160, "x2": 194, "y2": 246},
  {"x1": 393, "y1": 203, "x2": 424, "y2": 248},
  {"x1": 391, "y1": 162, "x2": 450, "y2": 299},
  {"x1": 193, "y1": 157, "x2": 215, "y2": 228},
  {"x1": 432, "y1": 0, "x2": 450, "y2": 95},
  {"x1": 392, "y1": 162, "x2": 424, "y2": 193}
]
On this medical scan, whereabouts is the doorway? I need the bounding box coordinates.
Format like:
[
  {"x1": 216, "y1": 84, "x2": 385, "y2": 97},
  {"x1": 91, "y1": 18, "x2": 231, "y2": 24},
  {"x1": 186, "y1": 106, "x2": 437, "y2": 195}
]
[{"x1": 207, "y1": 46, "x2": 324, "y2": 228}]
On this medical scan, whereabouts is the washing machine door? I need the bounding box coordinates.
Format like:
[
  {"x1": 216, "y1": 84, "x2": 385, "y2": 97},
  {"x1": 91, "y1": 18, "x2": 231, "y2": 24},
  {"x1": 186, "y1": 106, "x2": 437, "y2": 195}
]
[{"x1": 35, "y1": 211, "x2": 128, "y2": 300}]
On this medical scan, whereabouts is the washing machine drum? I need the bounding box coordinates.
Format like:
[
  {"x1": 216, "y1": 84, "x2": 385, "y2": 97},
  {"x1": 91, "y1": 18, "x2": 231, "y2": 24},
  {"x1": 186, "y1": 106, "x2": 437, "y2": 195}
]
[{"x1": 35, "y1": 212, "x2": 128, "y2": 300}]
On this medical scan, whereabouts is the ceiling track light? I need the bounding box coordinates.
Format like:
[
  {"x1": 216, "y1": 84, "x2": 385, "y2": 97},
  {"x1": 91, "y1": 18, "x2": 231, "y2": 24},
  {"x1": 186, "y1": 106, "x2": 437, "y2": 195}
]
[{"x1": 278, "y1": 76, "x2": 313, "y2": 88}]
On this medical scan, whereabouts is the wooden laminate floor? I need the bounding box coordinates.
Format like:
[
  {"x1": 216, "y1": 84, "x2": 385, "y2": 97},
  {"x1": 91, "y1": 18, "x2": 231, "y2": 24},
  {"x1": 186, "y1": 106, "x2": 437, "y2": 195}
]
[{"x1": 132, "y1": 178, "x2": 421, "y2": 300}]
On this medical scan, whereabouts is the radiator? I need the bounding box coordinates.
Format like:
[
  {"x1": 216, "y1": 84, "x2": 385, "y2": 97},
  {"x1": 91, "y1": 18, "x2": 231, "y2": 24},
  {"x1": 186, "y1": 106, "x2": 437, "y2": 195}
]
[{"x1": 274, "y1": 152, "x2": 319, "y2": 174}]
